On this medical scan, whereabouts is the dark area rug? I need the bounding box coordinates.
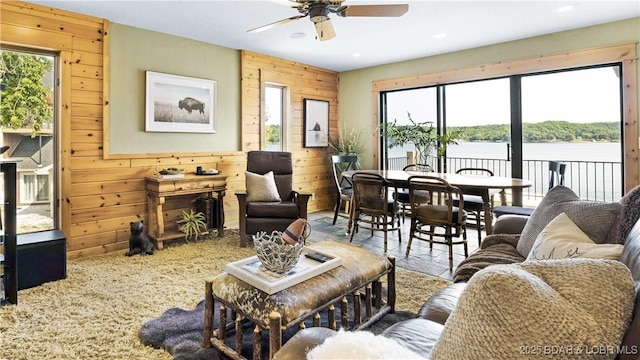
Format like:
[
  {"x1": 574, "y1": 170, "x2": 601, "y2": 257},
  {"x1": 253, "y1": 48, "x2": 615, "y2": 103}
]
[{"x1": 139, "y1": 297, "x2": 417, "y2": 360}]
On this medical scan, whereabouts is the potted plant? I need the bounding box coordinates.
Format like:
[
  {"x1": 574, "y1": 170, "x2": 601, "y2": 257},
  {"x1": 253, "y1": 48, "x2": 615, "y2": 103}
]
[
  {"x1": 328, "y1": 126, "x2": 364, "y2": 169},
  {"x1": 177, "y1": 209, "x2": 207, "y2": 241},
  {"x1": 380, "y1": 112, "x2": 462, "y2": 167}
]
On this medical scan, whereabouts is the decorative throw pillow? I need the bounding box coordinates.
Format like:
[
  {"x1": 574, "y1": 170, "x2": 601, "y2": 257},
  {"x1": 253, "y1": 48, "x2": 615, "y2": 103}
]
[
  {"x1": 307, "y1": 330, "x2": 427, "y2": 360},
  {"x1": 430, "y1": 259, "x2": 636, "y2": 360},
  {"x1": 516, "y1": 186, "x2": 621, "y2": 257},
  {"x1": 245, "y1": 171, "x2": 281, "y2": 202},
  {"x1": 606, "y1": 185, "x2": 640, "y2": 244},
  {"x1": 526, "y1": 213, "x2": 624, "y2": 261}
]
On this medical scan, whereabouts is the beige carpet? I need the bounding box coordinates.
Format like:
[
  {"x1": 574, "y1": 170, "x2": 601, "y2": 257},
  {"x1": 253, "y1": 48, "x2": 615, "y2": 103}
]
[{"x1": 0, "y1": 230, "x2": 451, "y2": 359}]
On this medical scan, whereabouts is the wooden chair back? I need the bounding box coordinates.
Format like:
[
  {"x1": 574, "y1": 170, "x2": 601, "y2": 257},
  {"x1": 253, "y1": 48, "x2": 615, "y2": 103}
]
[{"x1": 408, "y1": 175, "x2": 465, "y2": 227}]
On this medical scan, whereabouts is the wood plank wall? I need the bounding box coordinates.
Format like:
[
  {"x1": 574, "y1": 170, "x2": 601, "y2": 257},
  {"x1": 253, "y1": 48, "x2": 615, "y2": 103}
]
[
  {"x1": 1, "y1": 2, "x2": 340, "y2": 259},
  {"x1": 240, "y1": 51, "x2": 339, "y2": 214}
]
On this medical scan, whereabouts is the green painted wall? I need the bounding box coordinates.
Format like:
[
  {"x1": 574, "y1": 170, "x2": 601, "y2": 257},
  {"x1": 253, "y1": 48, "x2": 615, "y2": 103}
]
[
  {"x1": 339, "y1": 17, "x2": 640, "y2": 168},
  {"x1": 108, "y1": 23, "x2": 241, "y2": 154}
]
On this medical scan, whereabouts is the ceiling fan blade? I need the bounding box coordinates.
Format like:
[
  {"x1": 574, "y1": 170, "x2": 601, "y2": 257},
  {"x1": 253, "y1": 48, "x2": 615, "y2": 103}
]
[
  {"x1": 314, "y1": 19, "x2": 336, "y2": 41},
  {"x1": 247, "y1": 14, "x2": 307, "y2": 33},
  {"x1": 341, "y1": 4, "x2": 408, "y2": 17}
]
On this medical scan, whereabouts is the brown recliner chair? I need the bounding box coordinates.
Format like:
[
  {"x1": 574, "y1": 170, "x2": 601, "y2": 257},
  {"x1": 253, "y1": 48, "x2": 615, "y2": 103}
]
[{"x1": 236, "y1": 151, "x2": 311, "y2": 247}]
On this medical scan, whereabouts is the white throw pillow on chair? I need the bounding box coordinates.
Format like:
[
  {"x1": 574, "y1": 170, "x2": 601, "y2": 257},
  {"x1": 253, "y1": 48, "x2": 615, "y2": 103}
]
[{"x1": 245, "y1": 171, "x2": 281, "y2": 202}]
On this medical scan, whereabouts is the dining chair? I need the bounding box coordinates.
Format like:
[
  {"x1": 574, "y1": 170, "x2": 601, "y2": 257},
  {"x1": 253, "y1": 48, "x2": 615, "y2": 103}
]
[
  {"x1": 493, "y1": 160, "x2": 566, "y2": 218},
  {"x1": 331, "y1": 155, "x2": 358, "y2": 225},
  {"x1": 349, "y1": 172, "x2": 402, "y2": 253},
  {"x1": 396, "y1": 164, "x2": 434, "y2": 222},
  {"x1": 406, "y1": 175, "x2": 468, "y2": 270},
  {"x1": 452, "y1": 167, "x2": 501, "y2": 244}
]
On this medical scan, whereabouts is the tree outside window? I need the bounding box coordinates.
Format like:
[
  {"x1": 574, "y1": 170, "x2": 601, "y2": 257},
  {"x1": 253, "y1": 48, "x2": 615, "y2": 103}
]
[{"x1": 0, "y1": 51, "x2": 54, "y2": 136}]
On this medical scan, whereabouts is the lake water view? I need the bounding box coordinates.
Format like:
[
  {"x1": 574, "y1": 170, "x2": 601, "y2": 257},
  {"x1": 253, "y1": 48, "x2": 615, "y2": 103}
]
[
  {"x1": 388, "y1": 141, "x2": 623, "y2": 202},
  {"x1": 389, "y1": 141, "x2": 621, "y2": 165},
  {"x1": 446, "y1": 142, "x2": 621, "y2": 162}
]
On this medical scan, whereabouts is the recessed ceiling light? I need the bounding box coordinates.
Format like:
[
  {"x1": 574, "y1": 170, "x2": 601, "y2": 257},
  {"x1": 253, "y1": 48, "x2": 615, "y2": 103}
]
[
  {"x1": 556, "y1": 5, "x2": 574, "y2": 12},
  {"x1": 289, "y1": 32, "x2": 306, "y2": 39},
  {"x1": 352, "y1": 53, "x2": 361, "y2": 57},
  {"x1": 433, "y1": 33, "x2": 447, "y2": 39}
]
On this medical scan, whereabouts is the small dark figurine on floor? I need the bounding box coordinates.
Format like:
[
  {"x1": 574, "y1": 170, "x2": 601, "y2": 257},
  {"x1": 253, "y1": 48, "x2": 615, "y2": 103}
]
[{"x1": 126, "y1": 220, "x2": 155, "y2": 256}]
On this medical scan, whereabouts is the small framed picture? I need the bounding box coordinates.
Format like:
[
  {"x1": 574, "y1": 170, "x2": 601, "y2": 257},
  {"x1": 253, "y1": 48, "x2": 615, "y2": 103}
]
[
  {"x1": 145, "y1": 71, "x2": 216, "y2": 133},
  {"x1": 303, "y1": 98, "x2": 329, "y2": 148}
]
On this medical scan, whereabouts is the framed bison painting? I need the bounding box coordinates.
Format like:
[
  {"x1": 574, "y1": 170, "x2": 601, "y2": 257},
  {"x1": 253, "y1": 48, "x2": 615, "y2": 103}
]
[{"x1": 145, "y1": 71, "x2": 216, "y2": 133}]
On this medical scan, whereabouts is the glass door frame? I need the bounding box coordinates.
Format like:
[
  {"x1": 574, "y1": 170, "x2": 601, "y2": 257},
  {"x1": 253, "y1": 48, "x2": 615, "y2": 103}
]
[{"x1": 0, "y1": 45, "x2": 60, "y2": 231}]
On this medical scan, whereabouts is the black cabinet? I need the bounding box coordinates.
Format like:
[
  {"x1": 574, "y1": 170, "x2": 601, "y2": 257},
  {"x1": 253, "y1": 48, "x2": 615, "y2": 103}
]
[{"x1": 17, "y1": 230, "x2": 67, "y2": 290}]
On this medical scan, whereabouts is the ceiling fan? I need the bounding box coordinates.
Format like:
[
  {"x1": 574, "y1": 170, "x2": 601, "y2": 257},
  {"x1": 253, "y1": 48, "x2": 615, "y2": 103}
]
[{"x1": 248, "y1": 0, "x2": 409, "y2": 41}]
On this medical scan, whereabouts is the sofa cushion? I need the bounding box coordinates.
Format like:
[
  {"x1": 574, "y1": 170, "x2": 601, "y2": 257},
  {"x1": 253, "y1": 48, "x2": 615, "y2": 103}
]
[
  {"x1": 246, "y1": 171, "x2": 282, "y2": 202},
  {"x1": 246, "y1": 201, "x2": 300, "y2": 218},
  {"x1": 381, "y1": 318, "x2": 443, "y2": 358},
  {"x1": 431, "y1": 259, "x2": 636, "y2": 360},
  {"x1": 618, "y1": 219, "x2": 640, "y2": 359},
  {"x1": 306, "y1": 329, "x2": 427, "y2": 360},
  {"x1": 621, "y1": 219, "x2": 640, "y2": 284},
  {"x1": 490, "y1": 214, "x2": 529, "y2": 236},
  {"x1": 607, "y1": 185, "x2": 640, "y2": 244},
  {"x1": 517, "y1": 185, "x2": 621, "y2": 257},
  {"x1": 526, "y1": 212, "x2": 624, "y2": 261},
  {"x1": 417, "y1": 282, "x2": 467, "y2": 324}
]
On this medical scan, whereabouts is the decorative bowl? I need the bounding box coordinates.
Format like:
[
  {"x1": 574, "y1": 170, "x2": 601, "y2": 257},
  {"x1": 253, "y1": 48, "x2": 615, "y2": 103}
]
[
  {"x1": 253, "y1": 230, "x2": 305, "y2": 274},
  {"x1": 158, "y1": 168, "x2": 184, "y2": 175}
]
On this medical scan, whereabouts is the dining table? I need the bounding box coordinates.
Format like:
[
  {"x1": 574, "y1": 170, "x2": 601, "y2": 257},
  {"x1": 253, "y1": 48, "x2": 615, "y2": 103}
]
[{"x1": 342, "y1": 169, "x2": 533, "y2": 235}]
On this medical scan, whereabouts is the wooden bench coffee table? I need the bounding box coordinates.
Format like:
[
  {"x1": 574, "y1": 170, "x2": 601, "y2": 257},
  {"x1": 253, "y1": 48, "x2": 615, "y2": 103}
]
[{"x1": 203, "y1": 240, "x2": 396, "y2": 360}]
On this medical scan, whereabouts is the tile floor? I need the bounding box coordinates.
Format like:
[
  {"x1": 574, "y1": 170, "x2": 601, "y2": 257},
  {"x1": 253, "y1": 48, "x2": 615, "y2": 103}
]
[{"x1": 305, "y1": 209, "x2": 484, "y2": 281}]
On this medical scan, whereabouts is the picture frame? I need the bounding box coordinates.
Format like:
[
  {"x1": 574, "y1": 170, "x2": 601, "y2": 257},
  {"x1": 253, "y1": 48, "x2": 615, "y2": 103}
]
[
  {"x1": 303, "y1": 98, "x2": 329, "y2": 148},
  {"x1": 145, "y1": 71, "x2": 216, "y2": 133}
]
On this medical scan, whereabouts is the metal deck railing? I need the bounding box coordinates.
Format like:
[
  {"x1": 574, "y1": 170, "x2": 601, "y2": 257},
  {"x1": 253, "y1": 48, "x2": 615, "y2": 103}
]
[{"x1": 387, "y1": 156, "x2": 623, "y2": 204}]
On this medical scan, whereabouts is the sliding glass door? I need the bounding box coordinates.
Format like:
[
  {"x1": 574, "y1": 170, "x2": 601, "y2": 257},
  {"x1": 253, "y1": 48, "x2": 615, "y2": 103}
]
[
  {"x1": 381, "y1": 87, "x2": 438, "y2": 170},
  {"x1": 521, "y1": 65, "x2": 622, "y2": 202},
  {"x1": 444, "y1": 78, "x2": 511, "y2": 175}
]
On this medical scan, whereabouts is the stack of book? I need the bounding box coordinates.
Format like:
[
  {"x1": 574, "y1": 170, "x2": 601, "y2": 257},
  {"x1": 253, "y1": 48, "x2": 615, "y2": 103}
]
[{"x1": 196, "y1": 197, "x2": 220, "y2": 230}]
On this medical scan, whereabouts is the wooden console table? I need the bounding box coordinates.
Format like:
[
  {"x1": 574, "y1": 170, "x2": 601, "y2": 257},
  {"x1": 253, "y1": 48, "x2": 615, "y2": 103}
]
[{"x1": 146, "y1": 174, "x2": 227, "y2": 250}]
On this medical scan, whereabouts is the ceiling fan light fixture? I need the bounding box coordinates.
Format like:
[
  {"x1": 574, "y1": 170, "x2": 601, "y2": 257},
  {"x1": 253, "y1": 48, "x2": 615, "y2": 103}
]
[
  {"x1": 309, "y1": 4, "x2": 330, "y2": 23},
  {"x1": 248, "y1": 1, "x2": 409, "y2": 41}
]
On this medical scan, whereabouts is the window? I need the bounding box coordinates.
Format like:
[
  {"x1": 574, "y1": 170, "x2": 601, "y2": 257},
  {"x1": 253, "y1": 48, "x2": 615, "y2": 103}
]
[
  {"x1": 21, "y1": 173, "x2": 50, "y2": 203},
  {"x1": 263, "y1": 84, "x2": 287, "y2": 151}
]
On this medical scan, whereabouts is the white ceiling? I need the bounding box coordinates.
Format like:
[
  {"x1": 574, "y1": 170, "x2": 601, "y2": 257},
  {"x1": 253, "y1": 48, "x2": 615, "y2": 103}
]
[{"x1": 24, "y1": 0, "x2": 640, "y2": 72}]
